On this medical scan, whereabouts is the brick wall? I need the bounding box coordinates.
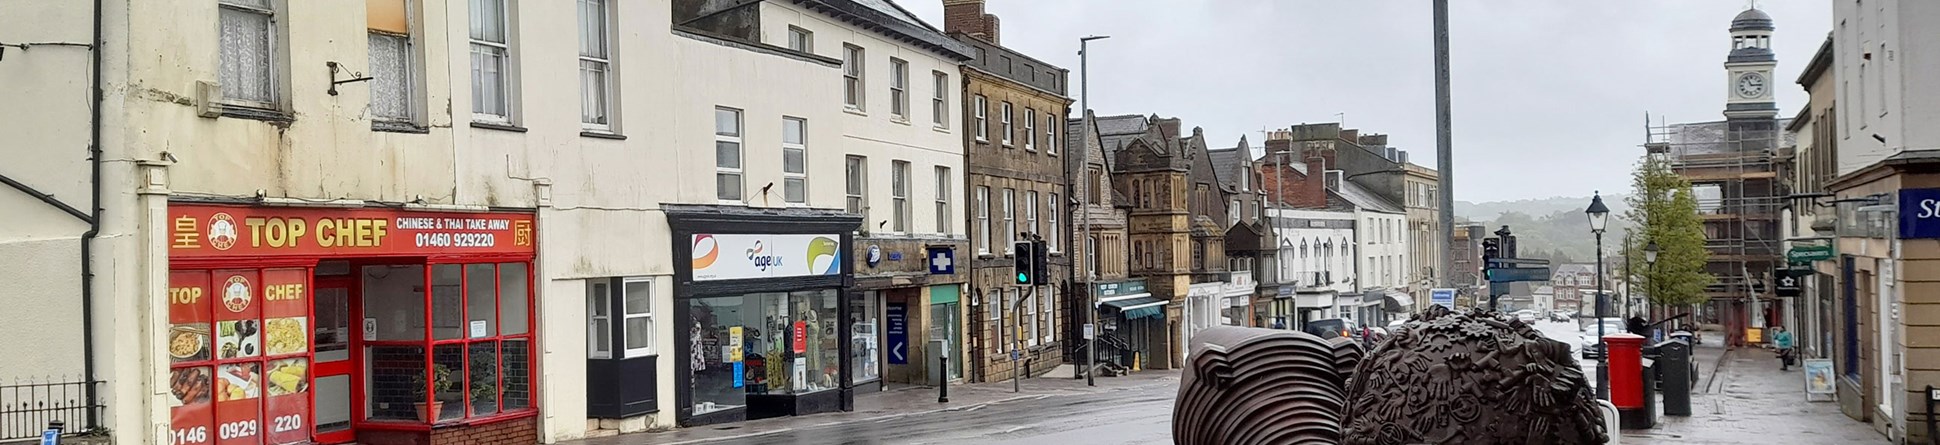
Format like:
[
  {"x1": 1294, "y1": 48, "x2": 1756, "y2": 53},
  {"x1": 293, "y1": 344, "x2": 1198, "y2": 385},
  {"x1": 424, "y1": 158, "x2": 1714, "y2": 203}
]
[
  {"x1": 430, "y1": 417, "x2": 537, "y2": 445},
  {"x1": 943, "y1": 0, "x2": 999, "y2": 44}
]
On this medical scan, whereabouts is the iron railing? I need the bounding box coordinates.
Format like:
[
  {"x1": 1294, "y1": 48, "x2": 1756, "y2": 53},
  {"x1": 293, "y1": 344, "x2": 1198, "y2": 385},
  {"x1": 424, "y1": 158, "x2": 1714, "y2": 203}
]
[{"x1": 0, "y1": 378, "x2": 100, "y2": 441}]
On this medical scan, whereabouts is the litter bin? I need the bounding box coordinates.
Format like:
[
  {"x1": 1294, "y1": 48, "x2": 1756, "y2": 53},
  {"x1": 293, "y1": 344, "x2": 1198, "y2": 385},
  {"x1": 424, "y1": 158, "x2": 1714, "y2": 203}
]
[{"x1": 1654, "y1": 339, "x2": 1693, "y2": 417}]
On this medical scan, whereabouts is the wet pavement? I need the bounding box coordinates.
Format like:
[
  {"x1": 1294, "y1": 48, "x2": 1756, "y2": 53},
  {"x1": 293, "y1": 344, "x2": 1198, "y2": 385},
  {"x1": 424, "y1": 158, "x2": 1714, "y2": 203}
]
[
  {"x1": 567, "y1": 370, "x2": 1180, "y2": 445},
  {"x1": 573, "y1": 322, "x2": 1887, "y2": 445}
]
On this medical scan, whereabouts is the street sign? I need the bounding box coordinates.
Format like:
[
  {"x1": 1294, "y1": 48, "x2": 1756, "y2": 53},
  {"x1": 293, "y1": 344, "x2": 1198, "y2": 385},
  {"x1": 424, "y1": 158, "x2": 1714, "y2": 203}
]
[
  {"x1": 1900, "y1": 188, "x2": 1940, "y2": 239},
  {"x1": 1487, "y1": 267, "x2": 1552, "y2": 283},
  {"x1": 1787, "y1": 244, "x2": 1834, "y2": 263},
  {"x1": 1083, "y1": 323, "x2": 1095, "y2": 340},
  {"x1": 1486, "y1": 258, "x2": 1551, "y2": 267},
  {"x1": 887, "y1": 303, "x2": 908, "y2": 364},
  {"x1": 1430, "y1": 288, "x2": 1456, "y2": 309},
  {"x1": 927, "y1": 246, "x2": 956, "y2": 275}
]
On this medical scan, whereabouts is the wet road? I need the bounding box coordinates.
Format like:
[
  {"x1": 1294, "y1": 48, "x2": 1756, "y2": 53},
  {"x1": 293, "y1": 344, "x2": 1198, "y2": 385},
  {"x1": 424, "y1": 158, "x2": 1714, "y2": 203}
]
[{"x1": 663, "y1": 382, "x2": 1177, "y2": 445}]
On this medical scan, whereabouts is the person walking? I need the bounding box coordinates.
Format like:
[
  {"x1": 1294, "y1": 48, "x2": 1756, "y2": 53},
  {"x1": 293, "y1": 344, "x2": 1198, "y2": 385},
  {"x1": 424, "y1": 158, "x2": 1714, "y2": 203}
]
[{"x1": 1772, "y1": 326, "x2": 1795, "y2": 371}]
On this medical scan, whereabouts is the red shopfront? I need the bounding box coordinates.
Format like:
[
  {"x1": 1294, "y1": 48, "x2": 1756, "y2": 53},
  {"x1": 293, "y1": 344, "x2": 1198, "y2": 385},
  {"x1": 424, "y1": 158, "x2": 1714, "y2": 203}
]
[{"x1": 165, "y1": 203, "x2": 538, "y2": 445}]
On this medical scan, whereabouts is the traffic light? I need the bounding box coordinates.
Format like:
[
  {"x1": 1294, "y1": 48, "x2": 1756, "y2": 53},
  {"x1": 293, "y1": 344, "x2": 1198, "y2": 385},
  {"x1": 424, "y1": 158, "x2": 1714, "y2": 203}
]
[
  {"x1": 1014, "y1": 241, "x2": 1036, "y2": 284},
  {"x1": 1031, "y1": 240, "x2": 1050, "y2": 284},
  {"x1": 1481, "y1": 237, "x2": 1500, "y2": 281}
]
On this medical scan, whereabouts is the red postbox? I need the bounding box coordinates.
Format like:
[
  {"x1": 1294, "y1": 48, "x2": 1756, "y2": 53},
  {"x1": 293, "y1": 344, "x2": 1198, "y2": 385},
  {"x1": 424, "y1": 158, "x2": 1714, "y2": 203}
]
[{"x1": 1604, "y1": 333, "x2": 1647, "y2": 409}]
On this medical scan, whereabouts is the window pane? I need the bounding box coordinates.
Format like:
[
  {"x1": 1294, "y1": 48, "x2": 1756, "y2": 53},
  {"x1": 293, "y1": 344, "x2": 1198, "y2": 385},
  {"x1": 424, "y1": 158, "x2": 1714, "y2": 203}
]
[
  {"x1": 577, "y1": 0, "x2": 607, "y2": 58},
  {"x1": 469, "y1": 0, "x2": 505, "y2": 42},
  {"x1": 433, "y1": 344, "x2": 464, "y2": 421},
  {"x1": 362, "y1": 265, "x2": 424, "y2": 341},
  {"x1": 501, "y1": 340, "x2": 531, "y2": 410},
  {"x1": 465, "y1": 263, "x2": 496, "y2": 338},
  {"x1": 846, "y1": 157, "x2": 865, "y2": 194},
  {"x1": 580, "y1": 60, "x2": 609, "y2": 126},
  {"x1": 219, "y1": 7, "x2": 273, "y2": 103},
  {"x1": 499, "y1": 262, "x2": 529, "y2": 335},
  {"x1": 785, "y1": 178, "x2": 807, "y2": 203},
  {"x1": 432, "y1": 265, "x2": 462, "y2": 340},
  {"x1": 470, "y1": 44, "x2": 507, "y2": 116},
  {"x1": 364, "y1": 345, "x2": 425, "y2": 421},
  {"x1": 590, "y1": 318, "x2": 610, "y2": 354},
  {"x1": 624, "y1": 316, "x2": 651, "y2": 352},
  {"x1": 623, "y1": 280, "x2": 651, "y2": 315},
  {"x1": 369, "y1": 33, "x2": 411, "y2": 120},
  {"x1": 717, "y1": 173, "x2": 742, "y2": 200},
  {"x1": 715, "y1": 109, "x2": 740, "y2": 136},
  {"x1": 784, "y1": 118, "x2": 805, "y2": 144},
  {"x1": 784, "y1": 148, "x2": 805, "y2": 174},
  {"x1": 715, "y1": 141, "x2": 741, "y2": 169},
  {"x1": 468, "y1": 341, "x2": 500, "y2": 416}
]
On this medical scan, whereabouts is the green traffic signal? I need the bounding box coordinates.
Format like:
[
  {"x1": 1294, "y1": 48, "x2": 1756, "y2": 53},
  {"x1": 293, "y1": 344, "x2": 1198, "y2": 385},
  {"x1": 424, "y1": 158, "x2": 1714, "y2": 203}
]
[{"x1": 1017, "y1": 272, "x2": 1028, "y2": 283}]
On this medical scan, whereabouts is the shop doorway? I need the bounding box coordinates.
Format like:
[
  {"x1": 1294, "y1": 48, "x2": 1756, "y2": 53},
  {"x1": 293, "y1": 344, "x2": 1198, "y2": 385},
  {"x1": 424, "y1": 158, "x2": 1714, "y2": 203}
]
[{"x1": 311, "y1": 268, "x2": 356, "y2": 444}]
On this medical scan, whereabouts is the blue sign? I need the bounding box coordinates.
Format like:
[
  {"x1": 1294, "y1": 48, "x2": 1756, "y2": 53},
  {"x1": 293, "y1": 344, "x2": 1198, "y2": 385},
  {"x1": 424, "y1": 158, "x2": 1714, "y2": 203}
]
[
  {"x1": 41, "y1": 430, "x2": 57, "y2": 445},
  {"x1": 927, "y1": 246, "x2": 956, "y2": 275},
  {"x1": 887, "y1": 303, "x2": 908, "y2": 364},
  {"x1": 1430, "y1": 288, "x2": 1456, "y2": 309},
  {"x1": 732, "y1": 362, "x2": 744, "y2": 388},
  {"x1": 1900, "y1": 188, "x2": 1940, "y2": 238}
]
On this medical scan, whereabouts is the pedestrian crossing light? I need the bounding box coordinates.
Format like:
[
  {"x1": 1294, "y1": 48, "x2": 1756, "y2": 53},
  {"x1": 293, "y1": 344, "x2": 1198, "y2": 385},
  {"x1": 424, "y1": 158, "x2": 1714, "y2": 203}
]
[{"x1": 1014, "y1": 241, "x2": 1036, "y2": 285}]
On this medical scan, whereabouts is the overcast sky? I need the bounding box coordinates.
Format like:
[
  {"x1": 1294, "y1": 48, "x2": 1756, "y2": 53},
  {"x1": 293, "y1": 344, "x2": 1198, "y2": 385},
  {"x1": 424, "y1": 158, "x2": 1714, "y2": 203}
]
[{"x1": 897, "y1": 1, "x2": 1832, "y2": 202}]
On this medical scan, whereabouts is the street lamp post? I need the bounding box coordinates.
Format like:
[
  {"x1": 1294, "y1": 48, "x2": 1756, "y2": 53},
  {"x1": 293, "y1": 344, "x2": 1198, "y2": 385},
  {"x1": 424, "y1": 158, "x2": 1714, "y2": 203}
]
[
  {"x1": 1587, "y1": 192, "x2": 1612, "y2": 401},
  {"x1": 1644, "y1": 241, "x2": 1659, "y2": 330},
  {"x1": 1079, "y1": 34, "x2": 1108, "y2": 387}
]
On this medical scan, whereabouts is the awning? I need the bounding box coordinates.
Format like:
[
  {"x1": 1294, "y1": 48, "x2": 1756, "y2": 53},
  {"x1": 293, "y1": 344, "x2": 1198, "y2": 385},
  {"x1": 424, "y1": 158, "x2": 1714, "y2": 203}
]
[
  {"x1": 1103, "y1": 296, "x2": 1168, "y2": 320},
  {"x1": 1384, "y1": 291, "x2": 1414, "y2": 312},
  {"x1": 1295, "y1": 292, "x2": 1336, "y2": 309}
]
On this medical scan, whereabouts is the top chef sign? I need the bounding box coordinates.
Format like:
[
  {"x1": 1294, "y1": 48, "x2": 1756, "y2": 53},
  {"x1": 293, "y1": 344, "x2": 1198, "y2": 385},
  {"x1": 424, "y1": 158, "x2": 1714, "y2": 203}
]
[{"x1": 170, "y1": 204, "x2": 535, "y2": 258}]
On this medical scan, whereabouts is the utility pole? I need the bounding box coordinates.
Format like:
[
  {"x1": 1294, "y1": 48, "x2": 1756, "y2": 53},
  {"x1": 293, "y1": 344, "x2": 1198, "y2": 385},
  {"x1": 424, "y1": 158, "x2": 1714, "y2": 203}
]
[
  {"x1": 1078, "y1": 35, "x2": 1108, "y2": 387},
  {"x1": 1433, "y1": 0, "x2": 1456, "y2": 288}
]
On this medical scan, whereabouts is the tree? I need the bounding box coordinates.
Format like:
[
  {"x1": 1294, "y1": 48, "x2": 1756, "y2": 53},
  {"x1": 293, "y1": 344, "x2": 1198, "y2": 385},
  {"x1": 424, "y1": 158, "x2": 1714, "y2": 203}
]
[{"x1": 1623, "y1": 156, "x2": 1713, "y2": 308}]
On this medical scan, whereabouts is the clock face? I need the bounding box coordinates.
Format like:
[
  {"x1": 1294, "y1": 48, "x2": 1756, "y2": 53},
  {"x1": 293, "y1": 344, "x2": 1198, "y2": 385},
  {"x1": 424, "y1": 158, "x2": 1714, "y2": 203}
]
[{"x1": 1736, "y1": 72, "x2": 1767, "y2": 98}]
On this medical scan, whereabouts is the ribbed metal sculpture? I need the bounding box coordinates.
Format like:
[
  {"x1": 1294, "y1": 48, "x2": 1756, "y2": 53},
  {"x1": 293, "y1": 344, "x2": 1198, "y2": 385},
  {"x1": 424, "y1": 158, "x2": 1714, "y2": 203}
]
[
  {"x1": 1173, "y1": 327, "x2": 1360, "y2": 445},
  {"x1": 1342, "y1": 306, "x2": 1608, "y2": 444},
  {"x1": 1173, "y1": 306, "x2": 1606, "y2": 445}
]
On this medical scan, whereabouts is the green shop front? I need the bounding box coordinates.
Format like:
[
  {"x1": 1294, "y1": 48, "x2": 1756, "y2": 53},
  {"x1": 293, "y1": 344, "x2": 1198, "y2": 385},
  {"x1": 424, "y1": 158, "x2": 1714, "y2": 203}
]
[{"x1": 666, "y1": 205, "x2": 861, "y2": 426}]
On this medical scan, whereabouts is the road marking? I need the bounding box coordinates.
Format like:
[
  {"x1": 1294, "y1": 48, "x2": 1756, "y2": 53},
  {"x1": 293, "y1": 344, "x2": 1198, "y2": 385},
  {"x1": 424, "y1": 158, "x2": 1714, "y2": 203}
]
[{"x1": 657, "y1": 427, "x2": 795, "y2": 445}]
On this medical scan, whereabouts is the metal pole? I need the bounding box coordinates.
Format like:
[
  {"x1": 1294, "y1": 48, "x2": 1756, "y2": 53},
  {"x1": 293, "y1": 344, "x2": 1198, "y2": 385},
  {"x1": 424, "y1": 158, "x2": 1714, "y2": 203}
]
[
  {"x1": 1596, "y1": 231, "x2": 1610, "y2": 400},
  {"x1": 1013, "y1": 287, "x2": 1021, "y2": 393},
  {"x1": 938, "y1": 356, "x2": 950, "y2": 403},
  {"x1": 1433, "y1": 0, "x2": 1456, "y2": 289},
  {"x1": 1080, "y1": 35, "x2": 1107, "y2": 387}
]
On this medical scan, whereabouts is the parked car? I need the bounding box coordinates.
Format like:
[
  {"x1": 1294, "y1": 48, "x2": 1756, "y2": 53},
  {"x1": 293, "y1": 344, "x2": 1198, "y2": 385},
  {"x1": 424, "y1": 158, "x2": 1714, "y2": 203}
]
[
  {"x1": 1386, "y1": 319, "x2": 1411, "y2": 332},
  {"x1": 1580, "y1": 321, "x2": 1628, "y2": 358},
  {"x1": 1514, "y1": 310, "x2": 1539, "y2": 323},
  {"x1": 1550, "y1": 311, "x2": 1572, "y2": 322},
  {"x1": 1304, "y1": 318, "x2": 1351, "y2": 339}
]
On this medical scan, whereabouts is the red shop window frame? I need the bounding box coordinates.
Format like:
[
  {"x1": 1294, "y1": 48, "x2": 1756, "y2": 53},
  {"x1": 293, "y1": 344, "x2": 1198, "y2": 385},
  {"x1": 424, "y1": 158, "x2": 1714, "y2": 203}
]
[{"x1": 358, "y1": 258, "x2": 538, "y2": 430}]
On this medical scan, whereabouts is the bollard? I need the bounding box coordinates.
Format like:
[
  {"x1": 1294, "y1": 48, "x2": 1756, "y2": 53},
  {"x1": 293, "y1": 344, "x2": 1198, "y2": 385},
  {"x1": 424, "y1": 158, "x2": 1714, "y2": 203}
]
[
  {"x1": 1926, "y1": 385, "x2": 1935, "y2": 445},
  {"x1": 938, "y1": 356, "x2": 949, "y2": 403}
]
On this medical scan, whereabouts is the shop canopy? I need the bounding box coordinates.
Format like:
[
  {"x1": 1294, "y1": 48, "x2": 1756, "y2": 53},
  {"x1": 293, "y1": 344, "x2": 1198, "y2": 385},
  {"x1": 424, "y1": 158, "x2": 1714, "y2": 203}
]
[
  {"x1": 1384, "y1": 290, "x2": 1415, "y2": 312},
  {"x1": 1103, "y1": 296, "x2": 1168, "y2": 320}
]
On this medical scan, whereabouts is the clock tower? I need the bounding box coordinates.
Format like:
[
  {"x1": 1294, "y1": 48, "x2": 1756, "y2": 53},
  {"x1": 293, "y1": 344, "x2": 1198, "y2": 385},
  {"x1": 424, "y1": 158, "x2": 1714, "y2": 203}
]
[{"x1": 1723, "y1": 8, "x2": 1778, "y2": 120}]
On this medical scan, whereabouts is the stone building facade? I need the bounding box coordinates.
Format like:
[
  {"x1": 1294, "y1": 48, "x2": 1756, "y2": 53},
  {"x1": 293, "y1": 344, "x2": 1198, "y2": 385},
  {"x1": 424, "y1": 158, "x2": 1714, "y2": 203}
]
[
  {"x1": 1100, "y1": 114, "x2": 1230, "y2": 369},
  {"x1": 947, "y1": 0, "x2": 1073, "y2": 383}
]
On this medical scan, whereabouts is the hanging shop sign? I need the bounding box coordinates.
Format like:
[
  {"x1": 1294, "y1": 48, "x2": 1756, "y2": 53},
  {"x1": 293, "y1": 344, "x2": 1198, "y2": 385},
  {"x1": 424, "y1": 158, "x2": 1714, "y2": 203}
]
[
  {"x1": 690, "y1": 234, "x2": 844, "y2": 281},
  {"x1": 1900, "y1": 188, "x2": 1940, "y2": 239},
  {"x1": 169, "y1": 204, "x2": 535, "y2": 258}
]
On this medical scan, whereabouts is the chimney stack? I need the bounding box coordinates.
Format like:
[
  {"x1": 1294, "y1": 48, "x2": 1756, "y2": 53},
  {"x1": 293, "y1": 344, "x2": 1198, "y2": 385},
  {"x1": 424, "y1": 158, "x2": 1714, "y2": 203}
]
[
  {"x1": 1358, "y1": 133, "x2": 1389, "y2": 147},
  {"x1": 943, "y1": 0, "x2": 1001, "y2": 44},
  {"x1": 1295, "y1": 156, "x2": 1328, "y2": 208},
  {"x1": 1339, "y1": 129, "x2": 1360, "y2": 144}
]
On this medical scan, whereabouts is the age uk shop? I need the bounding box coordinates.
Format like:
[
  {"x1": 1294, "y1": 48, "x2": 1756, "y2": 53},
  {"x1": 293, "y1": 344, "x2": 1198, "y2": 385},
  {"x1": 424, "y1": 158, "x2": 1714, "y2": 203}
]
[{"x1": 165, "y1": 203, "x2": 538, "y2": 445}]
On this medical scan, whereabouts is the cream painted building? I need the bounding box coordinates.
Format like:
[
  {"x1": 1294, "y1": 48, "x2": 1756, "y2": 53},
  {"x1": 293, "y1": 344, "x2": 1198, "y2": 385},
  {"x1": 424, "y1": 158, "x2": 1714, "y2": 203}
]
[{"x1": 0, "y1": 0, "x2": 955, "y2": 444}]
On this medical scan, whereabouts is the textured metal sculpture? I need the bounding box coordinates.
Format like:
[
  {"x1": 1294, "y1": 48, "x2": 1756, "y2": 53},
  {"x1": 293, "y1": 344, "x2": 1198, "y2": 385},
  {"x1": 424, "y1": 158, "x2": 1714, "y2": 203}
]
[
  {"x1": 1173, "y1": 327, "x2": 1360, "y2": 445},
  {"x1": 1341, "y1": 306, "x2": 1609, "y2": 444}
]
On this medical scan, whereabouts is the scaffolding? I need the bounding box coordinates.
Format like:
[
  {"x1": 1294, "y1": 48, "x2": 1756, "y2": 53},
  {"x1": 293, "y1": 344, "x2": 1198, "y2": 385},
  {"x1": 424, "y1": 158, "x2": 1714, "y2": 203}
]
[{"x1": 1644, "y1": 115, "x2": 1792, "y2": 331}]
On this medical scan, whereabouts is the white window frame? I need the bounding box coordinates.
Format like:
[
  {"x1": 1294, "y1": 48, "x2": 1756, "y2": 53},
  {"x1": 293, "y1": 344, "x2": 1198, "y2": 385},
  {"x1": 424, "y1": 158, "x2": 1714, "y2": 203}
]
[
  {"x1": 890, "y1": 58, "x2": 909, "y2": 121},
  {"x1": 620, "y1": 277, "x2": 654, "y2": 358},
  {"x1": 976, "y1": 186, "x2": 991, "y2": 254},
  {"x1": 892, "y1": 160, "x2": 911, "y2": 233},
  {"x1": 1086, "y1": 236, "x2": 1098, "y2": 277},
  {"x1": 1046, "y1": 115, "x2": 1058, "y2": 155},
  {"x1": 936, "y1": 166, "x2": 952, "y2": 234},
  {"x1": 847, "y1": 155, "x2": 868, "y2": 220},
  {"x1": 932, "y1": 71, "x2": 949, "y2": 128},
  {"x1": 1047, "y1": 192, "x2": 1060, "y2": 252},
  {"x1": 715, "y1": 107, "x2": 743, "y2": 202},
  {"x1": 787, "y1": 26, "x2": 813, "y2": 53},
  {"x1": 1024, "y1": 108, "x2": 1037, "y2": 151},
  {"x1": 1023, "y1": 289, "x2": 1039, "y2": 347},
  {"x1": 1025, "y1": 190, "x2": 1039, "y2": 241},
  {"x1": 973, "y1": 95, "x2": 988, "y2": 142},
  {"x1": 783, "y1": 117, "x2": 808, "y2": 205},
  {"x1": 218, "y1": 0, "x2": 278, "y2": 108},
  {"x1": 587, "y1": 280, "x2": 612, "y2": 358},
  {"x1": 843, "y1": 44, "x2": 865, "y2": 111},
  {"x1": 1041, "y1": 288, "x2": 1055, "y2": 344},
  {"x1": 1000, "y1": 102, "x2": 1014, "y2": 146},
  {"x1": 577, "y1": 0, "x2": 615, "y2": 131},
  {"x1": 469, "y1": 0, "x2": 514, "y2": 123},
  {"x1": 1003, "y1": 188, "x2": 1016, "y2": 253}
]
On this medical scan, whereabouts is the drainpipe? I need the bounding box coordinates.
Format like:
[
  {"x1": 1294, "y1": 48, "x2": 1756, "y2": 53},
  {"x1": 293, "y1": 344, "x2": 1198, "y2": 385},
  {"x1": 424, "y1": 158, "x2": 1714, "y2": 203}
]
[{"x1": 82, "y1": 0, "x2": 104, "y2": 428}]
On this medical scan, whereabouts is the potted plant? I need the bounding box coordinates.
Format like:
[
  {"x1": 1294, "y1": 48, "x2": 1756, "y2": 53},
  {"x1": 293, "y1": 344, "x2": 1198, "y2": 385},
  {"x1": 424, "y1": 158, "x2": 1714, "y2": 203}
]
[
  {"x1": 412, "y1": 364, "x2": 455, "y2": 422},
  {"x1": 471, "y1": 379, "x2": 499, "y2": 413}
]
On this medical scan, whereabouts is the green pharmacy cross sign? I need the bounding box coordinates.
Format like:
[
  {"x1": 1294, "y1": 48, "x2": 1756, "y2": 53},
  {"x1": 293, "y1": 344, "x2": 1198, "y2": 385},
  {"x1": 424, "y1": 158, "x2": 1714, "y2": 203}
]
[{"x1": 1787, "y1": 244, "x2": 1834, "y2": 264}]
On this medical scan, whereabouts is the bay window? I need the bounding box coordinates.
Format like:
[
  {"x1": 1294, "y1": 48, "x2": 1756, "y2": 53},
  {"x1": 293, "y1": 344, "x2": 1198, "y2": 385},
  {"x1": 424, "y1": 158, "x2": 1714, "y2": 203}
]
[{"x1": 362, "y1": 262, "x2": 533, "y2": 424}]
